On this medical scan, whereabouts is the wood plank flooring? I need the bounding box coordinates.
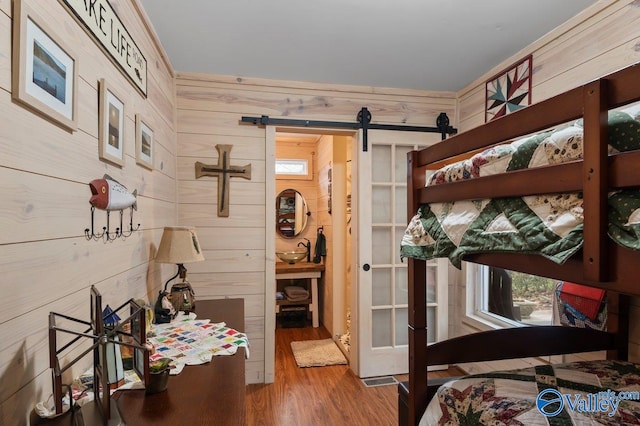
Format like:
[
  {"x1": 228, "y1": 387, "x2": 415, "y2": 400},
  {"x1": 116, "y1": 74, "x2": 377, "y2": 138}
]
[{"x1": 245, "y1": 325, "x2": 463, "y2": 426}]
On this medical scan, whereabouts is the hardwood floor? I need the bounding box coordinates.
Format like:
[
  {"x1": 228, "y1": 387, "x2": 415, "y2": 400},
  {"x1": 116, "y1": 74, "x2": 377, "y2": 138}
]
[{"x1": 245, "y1": 325, "x2": 462, "y2": 426}]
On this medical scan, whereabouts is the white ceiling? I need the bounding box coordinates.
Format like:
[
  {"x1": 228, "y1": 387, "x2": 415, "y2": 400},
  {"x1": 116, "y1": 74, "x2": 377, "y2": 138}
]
[{"x1": 139, "y1": 0, "x2": 597, "y2": 92}]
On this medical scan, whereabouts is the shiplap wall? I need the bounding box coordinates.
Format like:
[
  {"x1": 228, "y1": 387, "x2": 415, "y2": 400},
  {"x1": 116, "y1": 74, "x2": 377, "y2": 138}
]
[
  {"x1": 0, "y1": 0, "x2": 177, "y2": 423},
  {"x1": 175, "y1": 72, "x2": 455, "y2": 383},
  {"x1": 454, "y1": 0, "x2": 640, "y2": 373}
]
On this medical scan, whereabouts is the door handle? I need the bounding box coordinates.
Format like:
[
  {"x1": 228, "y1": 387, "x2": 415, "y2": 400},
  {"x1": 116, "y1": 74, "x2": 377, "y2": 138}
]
[{"x1": 362, "y1": 263, "x2": 370, "y2": 271}]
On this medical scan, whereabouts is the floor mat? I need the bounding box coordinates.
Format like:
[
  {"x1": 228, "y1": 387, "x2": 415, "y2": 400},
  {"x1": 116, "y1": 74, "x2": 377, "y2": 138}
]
[{"x1": 290, "y1": 338, "x2": 348, "y2": 368}]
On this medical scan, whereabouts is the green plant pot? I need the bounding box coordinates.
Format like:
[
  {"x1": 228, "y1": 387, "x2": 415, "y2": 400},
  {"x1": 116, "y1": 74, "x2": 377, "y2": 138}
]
[{"x1": 146, "y1": 369, "x2": 169, "y2": 394}]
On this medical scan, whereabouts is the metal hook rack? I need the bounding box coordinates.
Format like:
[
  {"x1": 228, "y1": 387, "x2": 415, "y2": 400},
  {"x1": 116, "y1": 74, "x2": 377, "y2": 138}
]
[{"x1": 85, "y1": 206, "x2": 140, "y2": 241}]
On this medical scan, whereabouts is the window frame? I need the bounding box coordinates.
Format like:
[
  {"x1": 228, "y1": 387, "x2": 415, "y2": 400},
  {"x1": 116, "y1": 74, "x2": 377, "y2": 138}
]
[
  {"x1": 463, "y1": 262, "x2": 526, "y2": 331},
  {"x1": 275, "y1": 158, "x2": 309, "y2": 176}
]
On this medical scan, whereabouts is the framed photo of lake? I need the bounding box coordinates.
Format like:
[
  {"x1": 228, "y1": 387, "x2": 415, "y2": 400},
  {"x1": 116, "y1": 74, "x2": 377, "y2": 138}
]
[
  {"x1": 12, "y1": 0, "x2": 78, "y2": 131},
  {"x1": 135, "y1": 114, "x2": 153, "y2": 170},
  {"x1": 98, "y1": 79, "x2": 125, "y2": 167}
]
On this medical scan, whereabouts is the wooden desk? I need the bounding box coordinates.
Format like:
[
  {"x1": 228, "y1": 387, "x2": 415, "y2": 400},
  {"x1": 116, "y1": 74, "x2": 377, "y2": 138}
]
[
  {"x1": 35, "y1": 298, "x2": 246, "y2": 425},
  {"x1": 115, "y1": 298, "x2": 246, "y2": 425}
]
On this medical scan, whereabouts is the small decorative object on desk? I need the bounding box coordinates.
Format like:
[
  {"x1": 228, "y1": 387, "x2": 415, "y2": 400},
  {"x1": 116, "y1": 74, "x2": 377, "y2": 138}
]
[
  {"x1": 154, "y1": 290, "x2": 176, "y2": 324},
  {"x1": 146, "y1": 358, "x2": 171, "y2": 394},
  {"x1": 169, "y1": 281, "x2": 196, "y2": 313}
]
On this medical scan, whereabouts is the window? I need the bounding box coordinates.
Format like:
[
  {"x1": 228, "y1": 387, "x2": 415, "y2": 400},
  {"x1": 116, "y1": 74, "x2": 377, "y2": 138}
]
[
  {"x1": 468, "y1": 264, "x2": 555, "y2": 328},
  {"x1": 275, "y1": 159, "x2": 308, "y2": 176}
]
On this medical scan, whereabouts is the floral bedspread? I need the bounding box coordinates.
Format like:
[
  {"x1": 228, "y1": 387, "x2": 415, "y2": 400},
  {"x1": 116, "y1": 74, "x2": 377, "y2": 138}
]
[
  {"x1": 421, "y1": 360, "x2": 640, "y2": 425},
  {"x1": 401, "y1": 105, "x2": 640, "y2": 268}
]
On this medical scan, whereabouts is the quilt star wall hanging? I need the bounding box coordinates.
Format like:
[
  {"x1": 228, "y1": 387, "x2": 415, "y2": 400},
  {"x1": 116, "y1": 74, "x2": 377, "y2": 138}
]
[{"x1": 485, "y1": 55, "x2": 532, "y2": 122}]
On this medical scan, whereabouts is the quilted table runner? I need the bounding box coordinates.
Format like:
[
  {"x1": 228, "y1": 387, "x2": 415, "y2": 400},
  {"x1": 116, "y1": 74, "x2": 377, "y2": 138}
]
[{"x1": 149, "y1": 318, "x2": 250, "y2": 375}]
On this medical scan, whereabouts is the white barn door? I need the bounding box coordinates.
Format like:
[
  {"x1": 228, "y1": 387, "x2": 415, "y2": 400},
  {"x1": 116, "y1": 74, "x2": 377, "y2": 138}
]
[{"x1": 353, "y1": 130, "x2": 448, "y2": 378}]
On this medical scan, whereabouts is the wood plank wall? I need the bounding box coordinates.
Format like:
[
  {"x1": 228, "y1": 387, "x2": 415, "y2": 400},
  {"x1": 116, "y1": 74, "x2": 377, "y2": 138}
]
[
  {"x1": 453, "y1": 0, "x2": 640, "y2": 371},
  {"x1": 0, "y1": 0, "x2": 177, "y2": 423},
  {"x1": 175, "y1": 72, "x2": 455, "y2": 383}
]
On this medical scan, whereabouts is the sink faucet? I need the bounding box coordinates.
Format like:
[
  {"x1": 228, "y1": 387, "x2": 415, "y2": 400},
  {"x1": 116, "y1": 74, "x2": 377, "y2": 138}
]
[{"x1": 298, "y1": 238, "x2": 311, "y2": 263}]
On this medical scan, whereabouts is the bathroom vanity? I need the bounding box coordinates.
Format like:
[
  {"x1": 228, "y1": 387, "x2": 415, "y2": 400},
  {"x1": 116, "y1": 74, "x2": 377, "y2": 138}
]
[{"x1": 275, "y1": 262, "x2": 324, "y2": 328}]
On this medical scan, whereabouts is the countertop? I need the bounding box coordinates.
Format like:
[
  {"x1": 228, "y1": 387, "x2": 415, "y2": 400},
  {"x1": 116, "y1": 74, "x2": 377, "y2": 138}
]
[{"x1": 275, "y1": 262, "x2": 325, "y2": 274}]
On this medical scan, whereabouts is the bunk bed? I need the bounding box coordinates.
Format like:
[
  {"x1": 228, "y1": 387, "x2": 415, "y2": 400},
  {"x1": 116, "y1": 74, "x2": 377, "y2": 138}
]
[{"x1": 399, "y1": 62, "x2": 640, "y2": 425}]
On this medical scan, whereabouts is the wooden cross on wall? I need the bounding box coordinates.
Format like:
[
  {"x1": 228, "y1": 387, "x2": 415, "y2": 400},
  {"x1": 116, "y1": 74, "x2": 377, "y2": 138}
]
[{"x1": 195, "y1": 144, "x2": 252, "y2": 217}]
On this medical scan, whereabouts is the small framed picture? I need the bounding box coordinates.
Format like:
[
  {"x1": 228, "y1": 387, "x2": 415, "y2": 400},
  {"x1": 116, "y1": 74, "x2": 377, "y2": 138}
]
[
  {"x1": 98, "y1": 79, "x2": 125, "y2": 167},
  {"x1": 12, "y1": 0, "x2": 78, "y2": 131},
  {"x1": 135, "y1": 114, "x2": 153, "y2": 170}
]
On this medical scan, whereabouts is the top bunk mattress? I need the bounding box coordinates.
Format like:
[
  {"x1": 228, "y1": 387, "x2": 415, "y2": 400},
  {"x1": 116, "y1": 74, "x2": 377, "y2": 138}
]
[{"x1": 401, "y1": 105, "x2": 640, "y2": 268}]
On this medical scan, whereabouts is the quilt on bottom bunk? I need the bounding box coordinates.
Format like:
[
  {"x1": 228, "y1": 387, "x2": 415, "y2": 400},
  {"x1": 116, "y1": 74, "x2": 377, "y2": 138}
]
[
  {"x1": 401, "y1": 106, "x2": 640, "y2": 268},
  {"x1": 421, "y1": 360, "x2": 640, "y2": 425}
]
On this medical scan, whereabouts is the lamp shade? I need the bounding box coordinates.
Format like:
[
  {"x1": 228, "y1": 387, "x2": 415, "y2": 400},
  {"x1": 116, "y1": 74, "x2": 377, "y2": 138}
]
[{"x1": 155, "y1": 226, "x2": 205, "y2": 264}]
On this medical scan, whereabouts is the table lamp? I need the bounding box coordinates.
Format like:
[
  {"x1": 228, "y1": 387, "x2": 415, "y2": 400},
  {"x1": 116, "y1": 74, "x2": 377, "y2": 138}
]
[{"x1": 155, "y1": 226, "x2": 205, "y2": 316}]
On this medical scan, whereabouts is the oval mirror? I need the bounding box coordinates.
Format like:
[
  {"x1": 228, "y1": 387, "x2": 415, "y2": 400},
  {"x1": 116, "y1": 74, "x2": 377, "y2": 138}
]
[{"x1": 276, "y1": 189, "x2": 309, "y2": 238}]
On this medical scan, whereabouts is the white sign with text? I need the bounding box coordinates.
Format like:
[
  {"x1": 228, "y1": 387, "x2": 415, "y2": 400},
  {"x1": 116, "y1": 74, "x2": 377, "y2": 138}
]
[{"x1": 60, "y1": 0, "x2": 147, "y2": 96}]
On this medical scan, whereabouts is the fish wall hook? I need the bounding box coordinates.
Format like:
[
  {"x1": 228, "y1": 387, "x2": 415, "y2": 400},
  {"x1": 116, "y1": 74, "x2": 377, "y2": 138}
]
[{"x1": 85, "y1": 175, "x2": 141, "y2": 241}]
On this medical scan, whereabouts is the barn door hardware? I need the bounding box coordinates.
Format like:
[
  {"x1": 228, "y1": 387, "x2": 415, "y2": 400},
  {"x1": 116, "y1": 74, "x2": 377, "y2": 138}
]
[{"x1": 240, "y1": 108, "x2": 457, "y2": 151}]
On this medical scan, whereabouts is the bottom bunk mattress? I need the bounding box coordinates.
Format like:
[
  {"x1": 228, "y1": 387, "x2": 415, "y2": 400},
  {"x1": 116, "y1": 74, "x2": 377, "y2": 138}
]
[{"x1": 421, "y1": 360, "x2": 640, "y2": 425}]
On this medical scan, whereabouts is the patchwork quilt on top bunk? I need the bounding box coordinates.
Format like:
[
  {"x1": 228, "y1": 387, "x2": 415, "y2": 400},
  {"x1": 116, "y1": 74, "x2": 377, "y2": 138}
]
[
  {"x1": 401, "y1": 106, "x2": 640, "y2": 268},
  {"x1": 420, "y1": 360, "x2": 640, "y2": 425}
]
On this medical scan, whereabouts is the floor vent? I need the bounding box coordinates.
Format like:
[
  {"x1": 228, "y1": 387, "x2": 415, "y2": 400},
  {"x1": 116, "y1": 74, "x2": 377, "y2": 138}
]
[{"x1": 361, "y1": 376, "x2": 398, "y2": 388}]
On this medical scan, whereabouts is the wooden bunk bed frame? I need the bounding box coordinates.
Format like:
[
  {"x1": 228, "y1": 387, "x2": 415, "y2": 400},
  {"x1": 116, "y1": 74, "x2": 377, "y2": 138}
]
[{"x1": 400, "y1": 62, "x2": 640, "y2": 425}]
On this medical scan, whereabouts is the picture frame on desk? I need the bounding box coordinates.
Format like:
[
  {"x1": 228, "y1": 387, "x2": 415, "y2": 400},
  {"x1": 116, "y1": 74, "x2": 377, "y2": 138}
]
[{"x1": 130, "y1": 299, "x2": 150, "y2": 386}]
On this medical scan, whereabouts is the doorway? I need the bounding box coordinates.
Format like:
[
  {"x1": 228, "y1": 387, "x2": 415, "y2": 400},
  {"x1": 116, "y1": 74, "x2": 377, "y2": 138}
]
[{"x1": 270, "y1": 129, "x2": 354, "y2": 369}]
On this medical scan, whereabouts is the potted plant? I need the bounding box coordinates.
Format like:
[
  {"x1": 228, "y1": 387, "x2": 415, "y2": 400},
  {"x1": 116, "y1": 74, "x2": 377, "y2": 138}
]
[{"x1": 146, "y1": 357, "x2": 171, "y2": 394}]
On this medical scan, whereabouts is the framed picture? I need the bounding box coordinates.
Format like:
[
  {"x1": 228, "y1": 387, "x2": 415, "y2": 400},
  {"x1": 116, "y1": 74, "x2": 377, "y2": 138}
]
[
  {"x1": 98, "y1": 79, "x2": 125, "y2": 166},
  {"x1": 135, "y1": 114, "x2": 153, "y2": 170},
  {"x1": 485, "y1": 55, "x2": 532, "y2": 122},
  {"x1": 12, "y1": 0, "x2": 78, "y2": 131}
]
